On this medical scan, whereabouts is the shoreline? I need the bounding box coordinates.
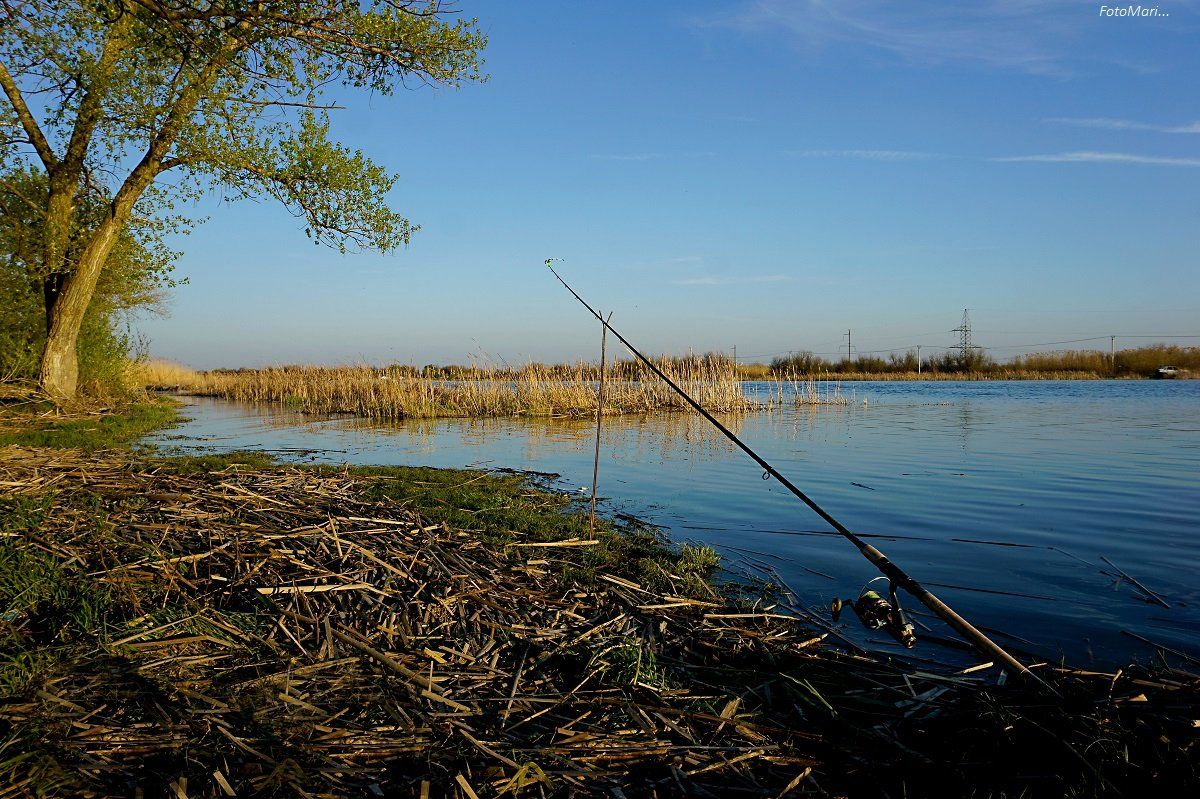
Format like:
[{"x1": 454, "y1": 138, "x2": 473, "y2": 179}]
[
  {"x1": 134, "y1": 359, "x2": 1198, "y2": 425},
  {"x1": 1, "y1": 399, "x2": 1198, "y2": 795},
  {"x1": 757, "y1": 371, "x2": 1130, "y2": 381}
]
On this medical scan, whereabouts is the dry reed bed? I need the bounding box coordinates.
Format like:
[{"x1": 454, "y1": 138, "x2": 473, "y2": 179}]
[
  {"x1": 143, "y1": 360, "x2": 851, "y2": 419},
  {"x1": 1, "y1": 447, "x2": 1197, "y2": 797}
]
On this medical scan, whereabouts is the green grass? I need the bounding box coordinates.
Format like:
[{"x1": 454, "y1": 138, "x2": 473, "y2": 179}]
[
  {"x1": 151, "y1": 450, "x2": 278, "y2": 473},
  {"x1": 351, "y1": 464, "x2": 722, "y2": 596},
  {"x1": 0, "y1": 496, "x2": 115, "y2": 696},
  {"x1": 0, "y1": 400, "x2": 188, "y2": 699},
  {"x1": 0, "y1": 399, "x2": 181, "y2": 450}
]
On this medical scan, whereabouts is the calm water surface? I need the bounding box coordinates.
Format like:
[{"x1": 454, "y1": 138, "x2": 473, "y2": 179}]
[{"x1": 143, "y1": 381, "x2": 1200, "y2": 669}]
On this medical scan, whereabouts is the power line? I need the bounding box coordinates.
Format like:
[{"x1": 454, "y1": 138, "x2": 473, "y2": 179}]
[
  {"x1": 734, "y1": 334, "x2": 1200, "y2": 361},
  {"x1": 983, "y1": 336, "x2": 1110, "y2": 352}
]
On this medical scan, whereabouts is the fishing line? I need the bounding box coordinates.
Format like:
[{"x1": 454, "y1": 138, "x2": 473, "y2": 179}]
[{"x1": 546, "y1": 262, "x2": 1047, "y2": 684}]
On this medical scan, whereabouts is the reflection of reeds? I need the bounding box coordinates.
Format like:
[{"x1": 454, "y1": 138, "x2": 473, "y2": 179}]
[
  {"x1": 751, "y1": 372, "x2": 853, "y2": 407},
  {"x1": 152, "y1": 359, "x2": 857, "y2": 420}
]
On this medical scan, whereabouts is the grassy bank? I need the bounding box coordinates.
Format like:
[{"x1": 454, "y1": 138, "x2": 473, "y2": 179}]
[
  {"x1": 2, "y1": 402, "x2": 1198, "y2": 796},
  {"x1": 0, "y1": 400, "x2": 179, "y2": 450}
]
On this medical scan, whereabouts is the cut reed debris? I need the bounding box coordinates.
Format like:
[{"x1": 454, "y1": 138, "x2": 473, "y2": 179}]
[{"x1": 1, "y1": 447, "x2": 1197, "y2": 797}]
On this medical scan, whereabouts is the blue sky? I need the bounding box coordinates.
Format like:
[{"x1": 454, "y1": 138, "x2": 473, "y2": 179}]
[{"x1": 139, "y1": 1, "x2": 1200, "y2": 368}]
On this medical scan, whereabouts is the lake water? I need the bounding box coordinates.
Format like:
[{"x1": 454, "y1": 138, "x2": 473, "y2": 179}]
[{"x1": 143, "y1": 381, "x2": 1200, "y2": 670}]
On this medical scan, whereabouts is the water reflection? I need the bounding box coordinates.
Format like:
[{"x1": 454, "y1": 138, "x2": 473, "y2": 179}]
[
  {"x1": 254, "y1": 406, "x2": 772, "y2": 465},
  {"x1": 958, "y1": 402, "x2": 975, "y2": 451}
]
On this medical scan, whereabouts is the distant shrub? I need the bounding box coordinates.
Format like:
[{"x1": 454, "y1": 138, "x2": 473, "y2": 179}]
[
  {"x1": 770, "y1": 351, "x2": 828, "y2": 375},
  {"x1": 1011, "y1": 346, "x2": 1200, "y2": 377}
]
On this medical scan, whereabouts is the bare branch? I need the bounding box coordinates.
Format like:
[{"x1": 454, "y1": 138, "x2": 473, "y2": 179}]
[
  {"x1": 0, "y1": 175, "x2": 42, "y2": 214},
  {"x1": 227, "y1": 97, "x2": 345, "y2": 110}
]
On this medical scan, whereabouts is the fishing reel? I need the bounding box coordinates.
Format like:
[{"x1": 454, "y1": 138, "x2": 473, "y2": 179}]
[{"x1": 831, "y1": 577, "x2": 917, "y2": 649}]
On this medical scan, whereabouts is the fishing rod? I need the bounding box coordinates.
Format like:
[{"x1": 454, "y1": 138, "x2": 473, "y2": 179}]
[{"x1": 546, "y1": 262, "x2": 1038, "y2": 681}]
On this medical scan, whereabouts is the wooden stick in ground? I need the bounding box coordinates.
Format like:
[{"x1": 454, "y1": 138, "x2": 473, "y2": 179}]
[{"x1": 590, "y1": 312, "x2": 612, "y2": 535}]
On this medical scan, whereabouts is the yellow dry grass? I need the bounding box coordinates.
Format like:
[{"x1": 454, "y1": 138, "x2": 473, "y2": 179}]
[
  {"x1": 135, "y1": 359, "x2": 205, "y2": 389},
  {"x1": 146, "y1": 358, "x2": 852, "y2": 420}
]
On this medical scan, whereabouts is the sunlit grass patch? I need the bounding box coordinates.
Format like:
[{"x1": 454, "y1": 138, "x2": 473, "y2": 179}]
[
  {"x1": 0, "y1": 400, "x2": 180, "y2": 451},
  {"x1": 133, "y1": 359, "x2": 204, "y2": 390}
]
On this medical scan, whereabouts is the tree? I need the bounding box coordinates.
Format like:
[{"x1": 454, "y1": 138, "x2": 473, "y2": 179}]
[
  {"x1": 0, "y1": 1, "x2": 485, "y2": 399},
  {"x1": 1, "y1": 164, "x2": 177, "y2": 387},
  {"x1": 769, "y1": 351, "x2": 827, "y2": 376}
]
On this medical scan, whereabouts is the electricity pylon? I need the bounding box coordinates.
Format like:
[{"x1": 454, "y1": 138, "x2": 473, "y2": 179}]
[{"x1": 951, "y1": 309, "x2": 982, "y2": 364}]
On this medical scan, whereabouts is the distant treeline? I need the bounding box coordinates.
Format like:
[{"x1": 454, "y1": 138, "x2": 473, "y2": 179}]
[
  {"x1": 200, "y1": 345, "x2": 1197, "y2": 385},
  {"x1": 765, "y1": 345, "x2": 1199, "y2": 378}
]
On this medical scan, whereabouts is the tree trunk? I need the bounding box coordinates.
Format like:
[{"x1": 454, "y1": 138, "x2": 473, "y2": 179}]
[
  {"x1": 42, "y1": 272, "x2": 66, "y2": 335},
  {"x1": 37, "y1": 169, "x2": 84, "y2": 398},
  {"x1": 38, "y1": 219, "x2": 121, "y2": 399},
  {"x1": 43, "y1": 174, "x2": 76, "y2": 265}
]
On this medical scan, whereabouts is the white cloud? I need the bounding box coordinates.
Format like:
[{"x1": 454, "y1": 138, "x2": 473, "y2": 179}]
[
  {"x1": 1045, "y1": 117, "x2": 1200, "y2": 134},
  {"x1": 592, "y1": 152, "x2": 667, "y2": 161},
  {"x1": 993, "y1": 151, "x2": 1200, "y2": 167},
  {"x1": 673, "y1": 274, "x2": 790, "y2": 286},
  {"x1": 589, "y1": 151, "x2": 716, "y2": 161},
  {"x1": 697, "y1": 0, "x2": 1093, "y2": 76},
  {"x1": 786, "y1": 146, "x2": 1200, "y2": 168},
  {"x1": 787, "y1": 149, "x2": 937, "y2": 161}
]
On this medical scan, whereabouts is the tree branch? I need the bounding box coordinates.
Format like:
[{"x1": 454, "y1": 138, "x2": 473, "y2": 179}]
[
  {"x1": 227, "y1": 97, "x2": 346, "y2": 110},
  {"x1": 0, "y1": 176, "x2": 42, "y2": 214},
  {"x1": 113, "y1": 40, "x2": 240, "y2": 215},
  {"x1": 60, "y1": 14, "x2": 133, "y2": 177},
  {"x1": 0, "y1": 57, "x2": 57, "y2": 169},
  {"x1": 156, "y1": 154, "x2": 197, "y2": 171}
]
